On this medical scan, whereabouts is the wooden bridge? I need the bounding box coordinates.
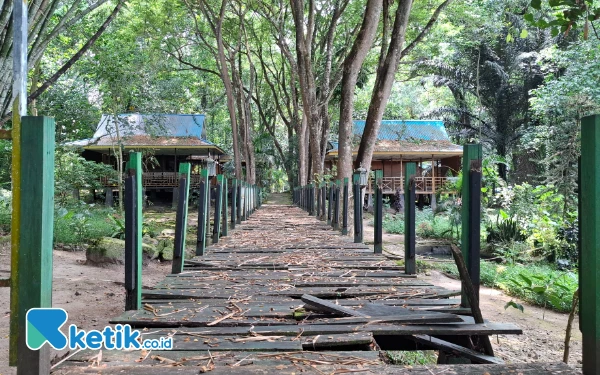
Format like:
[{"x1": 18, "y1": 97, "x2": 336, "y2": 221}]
[{"x1": 54, "y1": 194, "x2": 577, "y2": 374}]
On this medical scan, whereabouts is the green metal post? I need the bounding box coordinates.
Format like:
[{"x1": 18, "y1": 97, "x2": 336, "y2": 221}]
[
  {"x1": 580, "y1": 115, "x2": 600, "y2": 375},
  {"x1": 230, "y1": 179, "x2": 237, "y2": 230},
  {"x1": 196, "y1": 169, "x2": 209, "y2": 256},
  {"x1": 460, "y1": 144, "x2": 482, "y2": 307},
  {"x1": 213, "y1": 175, "x2": 223, "y2": 243},
  {"x1": 374, "y1": 170, "x2": 383, "y2": 253},
  {"x1": 222, "y1": 178, "x2": 229, "y2": 236},
  {"x1": 342, "y1": 177, "x2": 349, "y2": 235},
  {"x1": 173, "y1": 163, "x2": 191, "y2": 273},
  {"x1": 125, "y1": 152, "x2": 143, "y2": 305},
  {"x1": 404, "y1": 163, "x2": 417, "y2": 274},
  {"x1": 16, "y1": 117, "x2": 54, "y2": 374}
]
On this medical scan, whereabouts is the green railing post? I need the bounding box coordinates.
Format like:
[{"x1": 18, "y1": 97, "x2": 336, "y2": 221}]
[
  {"x1": 342, "y1": 178, "x2": 349, "y2": 235},
  {"x1": 172, "y1": 163, "x2": 191, "y2": 273},
  {"x1": 374, "y1": 171, "x2": 383, "y2": 253},
  {"x1": 580, "y1": 115, "x2": 600, "y2": 375},
  {"x1": 460, "y1": 144, "x2": 482, "y2": 307},
  {"x1": 333, "y1": 180, "x2": 340, "y2": 230},
  {"x1": 353, "y1": 173, "x2": 363, "y2": 243},
  {"x1": 222, "y1": 178, "x2": 229, "y2": 237},
  {"x1": 230, "y1": 179, "x2": 237, "y2": 230},
  {"x1": 16, "y1": 116, "x2": 55, "y2": 373},
  {"x1": 125, "y1": 152, "x2": 143, "y2": 305},
  {"x1": 404, "y1": 163, "x2": 417, "y2": 274},
  {"x1": 212, "y1": 175, "x2": 223, "y2": 243},
  {"x1": 195, "y1": 169, "x2": 209, "y2": 256}
]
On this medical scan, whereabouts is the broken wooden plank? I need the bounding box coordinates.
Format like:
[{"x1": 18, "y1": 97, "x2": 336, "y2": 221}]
[
  {"x1": 301, "y1": 294, "x2": 370, "y2": 317},
  {"x1": 408, "y1": 334, "x2": 503, "y2": 364}
]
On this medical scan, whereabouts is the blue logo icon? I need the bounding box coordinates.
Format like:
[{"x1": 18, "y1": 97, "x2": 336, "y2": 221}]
[
  {"x1": 26, "y1": 308, "x2": 69, "y2": 350},
  {"x1": 25, "y1": 308, "x2": 172, "y2": 351}
]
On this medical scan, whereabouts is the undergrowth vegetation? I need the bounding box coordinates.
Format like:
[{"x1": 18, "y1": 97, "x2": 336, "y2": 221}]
[{"x1": 431, "y1": 261, "x2": 578, "y2": 313}]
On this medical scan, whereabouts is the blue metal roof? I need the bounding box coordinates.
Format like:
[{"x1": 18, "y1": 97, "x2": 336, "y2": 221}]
[
  {"x1": 353, "y1": 120, "x2": 450, "y2": 141},
  {"x1": 91, "y1": 114, "x2": 207, "y2": 141}
]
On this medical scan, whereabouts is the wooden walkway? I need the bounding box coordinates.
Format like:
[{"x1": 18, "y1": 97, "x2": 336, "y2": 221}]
[{"x1": 54, "y1": 196, "x2": 579, "y2": 374}]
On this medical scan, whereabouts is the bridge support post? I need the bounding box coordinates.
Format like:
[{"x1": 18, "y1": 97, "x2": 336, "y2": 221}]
[
  {"x1": 212, "y1": 175, "x2": 223, "y2": 243},
  {"x1": 580, "y1": 115, "x2": 600, "y2": 375},
  {"x1": 374, "y1": 171, "x2": 383, "y2": 253},
  {"x1": 342, "y1": 178, "x2": 349, "y2": 235},
  {"x1": 404, "y1": 163, "x2": 416, "y2": 274},
  {"x1": 333, "y1": 181, "x2": 340, "y2": 230},
  {"x1": 222, "y1": 178, "x2": 229, "y2": 236},
  {"x1": 230, "y1": 179, "x2": 237, "y2": 230},
  {"x1": 15, "y1": 116, "x2": 55, "y2": 374},
  {"x1": 125, "y1": 152, "x2": 142, "y2": 307},
  {"x1": 237, "y1": 182, "x2": 242, "y2": 224},
  {"x1": 327, "y1": 183, "x2": 333, "y2": 225},
  {"x1": 460, "y1": 144, "x2": 482, "y2": 307},
  {"x1": 353, "y1": 174, "x2": 363, "y2": 243},
  {"x1": 172, "y1": 163, "x2": 191, "y2": 274},
  {"x1": 196, "y1": 169, "x2": 209, "y2": 256}
]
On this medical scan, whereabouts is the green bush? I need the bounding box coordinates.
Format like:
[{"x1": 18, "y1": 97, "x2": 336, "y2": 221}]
[
  {"x1": 433, "y1": 260, "x2": 577, "y2": 312},
  {"x1": 54, "y1": 203, "x2": 115, "y2": 245},
  {"x1": 383, "y1": 210, "x2": 456, "y2": 239}
]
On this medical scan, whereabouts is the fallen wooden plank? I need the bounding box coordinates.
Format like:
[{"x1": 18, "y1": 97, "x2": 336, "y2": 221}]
[
  {"x1": 301, "y1": 294, "x2": 370, "y2": 317},
  {"x1": 408, "y1": 334, "x2": 504, "y2": 364}
]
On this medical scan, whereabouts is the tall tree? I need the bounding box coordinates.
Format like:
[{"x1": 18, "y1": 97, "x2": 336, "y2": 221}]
[
  {"x1": 355, "y1": 0, "x2": 453, "y2": 172},
  {"x1": 337, "y1": 0, "x2": 383, "y2": 180}
]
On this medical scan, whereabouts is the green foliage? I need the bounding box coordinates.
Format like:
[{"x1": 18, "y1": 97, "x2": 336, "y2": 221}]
[
  {"x1": 54, "y1": 148, "x2": 117, "y2": 204},
  {"x1": 108, "y1": 214, "x2": 158, "y2": 240},
  {"x1": 524, "y1": 0, "x2": 599, "y2": 38},
  {"x1": 505, "y1": 300, "x2": 525, "y2": 313},
  {"x1": 383, "y1": 209, "x2": 457, "y2": 240},
  {"x1": 434, "y1": 260, "x2": 578, "y2": 312},
  {"x1": 54, "y1": 203, "x2": 115, "y2": 245},
  {"x1": 386, "y1": 351, "x2": 437, "y2": 366},
  {"x1": 0, "y1": 190, "x2": 12, "y2": 234}
]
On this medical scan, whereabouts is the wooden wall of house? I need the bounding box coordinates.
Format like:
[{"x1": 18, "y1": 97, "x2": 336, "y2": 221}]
[{"x1": 324, "y1": 155, "x2": 462, "y2": 178}]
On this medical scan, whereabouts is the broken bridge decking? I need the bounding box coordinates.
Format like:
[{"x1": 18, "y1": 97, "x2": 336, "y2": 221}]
[{"x1": 55, "y1": 198, "x2": 579, "y2": 374}]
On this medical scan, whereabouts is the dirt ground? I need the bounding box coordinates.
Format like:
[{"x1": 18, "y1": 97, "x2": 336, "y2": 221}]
[
  {"x1": 0, "y1": 198, "x2": 582, "y2": 374},
  {"x1": 0, "y1": 244, "x2": 172, "y2": 375}
]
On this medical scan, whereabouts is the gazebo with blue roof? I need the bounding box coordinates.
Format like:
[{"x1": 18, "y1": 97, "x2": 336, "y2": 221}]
[
  {"x1": 69, "y1": 113, "x2": 229, "y2": 196},
  {"x1": 326, "y1": 120, "x2": 463, "y2": 195}
]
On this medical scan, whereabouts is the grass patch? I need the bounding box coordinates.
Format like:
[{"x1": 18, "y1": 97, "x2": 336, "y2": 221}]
[
  {"x1": 386, "y1": 351, "x2": 437, "y2": 365},
  {"x1": 431, "y1": 260, "x2": 578, "y2": 313}
]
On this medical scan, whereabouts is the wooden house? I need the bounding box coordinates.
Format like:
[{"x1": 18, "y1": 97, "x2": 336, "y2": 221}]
[
  {"x1": 68, "y1": 114, "x2": 229, "y2": 193},
  {"x1": 325, "y1": 120, "x2": 462, "y2": 195}
]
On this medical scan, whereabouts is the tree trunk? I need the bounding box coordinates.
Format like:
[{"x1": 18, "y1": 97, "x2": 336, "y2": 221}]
[
  {"x1": 337, "y1": 0, "x2": 383, "y2": 180},
  {"x1": 211, "y1": 0, "x2": 243, "y2": 179},
  {"x1": 298, "y1": 111, "x2": 308, "y2": 185},
  {"x1": 356, "y1": 0, "x2": 453, "y2": 172},
  {"x1": 355, "y1": 0, "x2": 414, "y2": 172}
]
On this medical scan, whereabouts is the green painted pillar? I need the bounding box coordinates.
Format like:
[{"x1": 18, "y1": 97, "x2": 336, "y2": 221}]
[
  {"x1": 213, "y1": 175, "x2": 223, "y2": 243},
  {"x1": 374, "y1": 171, "x2": 383, "y2": 253},
  {"x1": 174, "y1": 163, "x2": 191, "y2": 272},
  {"x1": 460, "y1": 144, "x2": 482, "y2": 307},
  {"x1": 580, "y1": 115, "x2": 600, "y2": 375},
  {"x1": 404, "y1": 162, "x2": 417, "y2": 274},
  {"x1": 222, "y1": 178, "x2": 228, "y2": 237},
  {"x1": 125, "y1": 152, "x2": 143, "y2": 306},
  {"x1": 196, "y1": 169, "x2": 209, "y2": 256},
  {"x1": 17, "y1": 117, "x2": 55, "y2": 373}
]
